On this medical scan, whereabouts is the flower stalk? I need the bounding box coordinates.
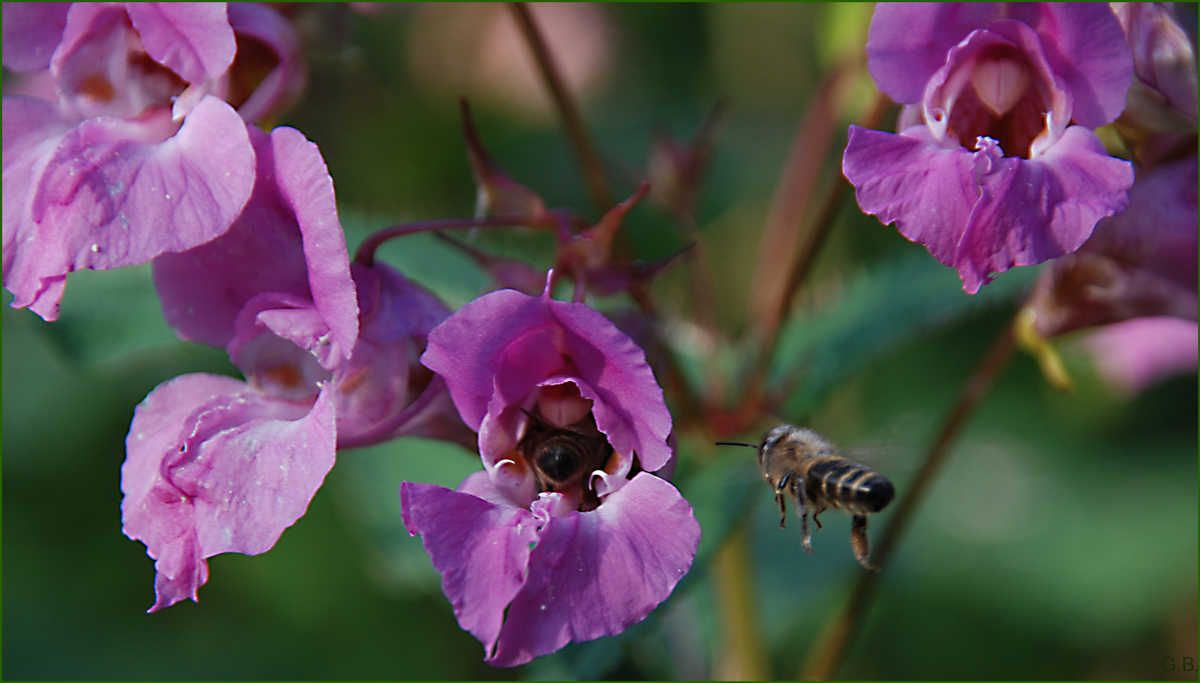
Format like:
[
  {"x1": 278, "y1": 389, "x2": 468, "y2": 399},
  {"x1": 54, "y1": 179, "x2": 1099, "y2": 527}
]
[
  {"x1": 800, "y1": 318, "x2": 1017, "y2": 680},
  {"x1": 509, "y1": 2, "x2": 614, "y2": 214}
]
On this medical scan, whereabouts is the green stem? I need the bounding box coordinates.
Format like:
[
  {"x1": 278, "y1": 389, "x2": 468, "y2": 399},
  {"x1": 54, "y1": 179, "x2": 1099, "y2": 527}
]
[
  {"x1": 800, "y1": 319, "x2": 1017, "y2": 680},
  {"x1": 712, "y1": 527, "x2": 771, "y2": 680}
]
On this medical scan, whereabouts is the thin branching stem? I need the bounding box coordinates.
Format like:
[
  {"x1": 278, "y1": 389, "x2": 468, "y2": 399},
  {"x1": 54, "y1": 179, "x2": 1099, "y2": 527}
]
[
  {"x1": 754, "y1": 91, "x2": 893, "y2": 383},
  {"x1": 800, "y1": 320, "x2": 1017, "y2": 680},
  {"x1": 354, "y1": 216, "x2": 533, "y2": 266},
  {"x1": 509, "y1": 2, "x2": 614, "y2": 214}
]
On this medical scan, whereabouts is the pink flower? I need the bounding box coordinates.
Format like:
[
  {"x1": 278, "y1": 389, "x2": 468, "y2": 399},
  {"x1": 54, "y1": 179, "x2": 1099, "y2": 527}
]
[
  {"x1": 843, "y1": 3, "x2": 1135, "y2": 293},
  {"x1": 2, "y1": 3, "x2": 304, "y2": 320},
  {"x1": 123, "y1": 125, "x2": 467, "y2": 611},
  {"x1": 1078, "y1": 316, "x2": 1198, "y2": 396},
  {"x1": 405, "y1": 283, "x2": 699, "y2": 666},
  {"x1": 1028, "y1": 156, "x2": 1197, "y2": 339}
]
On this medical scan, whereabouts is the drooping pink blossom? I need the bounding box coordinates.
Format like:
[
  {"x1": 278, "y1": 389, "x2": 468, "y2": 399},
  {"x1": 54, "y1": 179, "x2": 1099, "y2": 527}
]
[
  {"x1": 406, "y1": 281, "x2": 699, "y2": 666},
  {"x1": 2, "y1": 2, "x2": 306, "y2": 320},
  {"x1": 843, "y1": 3, "x2": 1136, "y2": 293},
  {"x1": 122, "y1": 374, "x2": 338, "y2": 612},
  {"x1": 123, "y1": 125, "x2": 467, "y2": 611}
]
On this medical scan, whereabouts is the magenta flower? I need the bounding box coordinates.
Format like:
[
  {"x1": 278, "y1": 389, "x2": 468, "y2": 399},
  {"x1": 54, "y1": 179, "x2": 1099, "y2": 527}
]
[
  {"x1": 2, "y1": 3, "x2": 305, "y2": 321},
  {"x1": 843, "y1": 3, "x2": 1136, "y2": 293},
  {"x1": 123, "y1": 125, "x2": 466, "y2": 611},
  {"x1": 1028, "y1": 156, "x2": 1197, "y2": 339},
  {"x1": 405, "y1": 283, "x2": 700, "y2": 666}
]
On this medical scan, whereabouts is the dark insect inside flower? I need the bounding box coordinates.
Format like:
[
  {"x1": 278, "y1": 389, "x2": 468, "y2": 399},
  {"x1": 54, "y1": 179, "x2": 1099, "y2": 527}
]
[
  {"x1": 521, "y1": 409, "x2": 614, "y2": 494},
  {"x1": 720, "y1": 425, "x2": 894, "y2": 571}
]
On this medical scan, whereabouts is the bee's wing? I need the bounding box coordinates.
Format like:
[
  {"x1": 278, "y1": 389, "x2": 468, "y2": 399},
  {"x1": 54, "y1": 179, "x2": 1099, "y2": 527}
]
[{"x1": 836, "y1": 442, "x2": 914, "y2": 477}]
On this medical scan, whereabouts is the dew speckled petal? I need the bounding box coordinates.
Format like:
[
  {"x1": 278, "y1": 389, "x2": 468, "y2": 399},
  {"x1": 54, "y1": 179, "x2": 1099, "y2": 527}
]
[
  {"x1": 487, "y1": 473, "x2": 700, "y2": 667},
  {"x1": 400, "y1": 477, "x2": 537, "y2": 659},
  {"x1": 122, "y1": 374, "x2": 337, "y2": 612}
]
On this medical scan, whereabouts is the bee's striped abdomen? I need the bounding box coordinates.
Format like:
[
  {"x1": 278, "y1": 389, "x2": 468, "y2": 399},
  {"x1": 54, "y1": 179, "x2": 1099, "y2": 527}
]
[{"x1": 807, "y1": 458, "x2": 895, "y2": 515}]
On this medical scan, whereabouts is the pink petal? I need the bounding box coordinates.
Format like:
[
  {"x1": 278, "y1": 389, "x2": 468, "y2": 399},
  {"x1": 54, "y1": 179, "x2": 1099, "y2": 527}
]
[
  {"x1": 125, "y1": 3, "x2": 236, "y2": 83},
  {"x1": 489, "y1": 473, "x2": 700, "y2": 667},
  {"x1": 1017, "y1": 3, "x2": 1132, "y2": 127},
  {"x1": 401, "y1": 477, "x2": 538, "y2": 658},
  {"x1": 423, "y1": 288, "x2": 550, "y2": 430},
  {"x1": 3, "y1": 96, "x2": 72, "y2": 303},
  {"x1": 843, "y1": 125, "x2": 980, "y2": 272},
  {"x1": 153, "y1": 125, "x2": 357, "y2": 358},
  {"x1": 270, "y1": 126, "x2": 358, "y2": 360},
  {"x1": 957, "y1": 126, "x2": 1133, "y2": 292},
  {"x1": 1080, "y1": 317, "x2": 1199, "y2": 395},
  {"x1": 868, "y1": 3, "x2": 1005, "y2": 105},
  {"x1": 2, "y1": 3, "x2": 71, "y2": 72},
  {"x1": 5, "y1": 95, "x2": 254, "y2": 320},
  {"x1": 867, "y1": 4, "x2": 1131, "y2": 127},
  {"x1": 122, "y1": 374, "x2": 338, "y2": 612},
  {"x1": 550, "y1": 299, "x2": 672, "y2": 471}
]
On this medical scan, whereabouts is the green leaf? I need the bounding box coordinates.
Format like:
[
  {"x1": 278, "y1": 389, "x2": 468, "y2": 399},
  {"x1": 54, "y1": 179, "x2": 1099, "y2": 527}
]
[
  {"x1": 771, "y1": 252, "x2": 1037, "y2": 416},
  {"x1": 42, "y1": 263, "x2": 199, "y2": 369},
  {"x1": 678, "y1": 445, "x2": 764, "y2": 567}
]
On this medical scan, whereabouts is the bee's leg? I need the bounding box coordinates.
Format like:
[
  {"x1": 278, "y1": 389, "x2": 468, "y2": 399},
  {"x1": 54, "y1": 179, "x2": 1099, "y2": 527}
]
[
  {"x1": 850, "y1": 515, "x2": 879, "y2": 572},
  {"x1": 793, "y1": 477, "x2": 813, "y2": 554},
  {"x1": 774, "y1": 472, "x2": 792, "y2": 529},
  {"x1": 812, "y1": 510, "x2": 823, "y2": 530}
]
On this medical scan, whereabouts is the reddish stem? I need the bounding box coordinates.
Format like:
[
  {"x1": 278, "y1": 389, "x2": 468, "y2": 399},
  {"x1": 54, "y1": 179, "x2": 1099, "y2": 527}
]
[
  {"x1": 508, "y1": 2, "x2": 614, "y2": 214},
  {"x1": 355, "y1": 216, "x2": 535, "y2": 266}
]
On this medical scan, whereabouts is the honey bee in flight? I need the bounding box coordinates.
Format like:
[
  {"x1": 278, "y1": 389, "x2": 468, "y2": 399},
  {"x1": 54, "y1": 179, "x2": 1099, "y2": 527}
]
[
  {"x1": 719, "y1": 425, "x2": 894, "y2": 571},
  {"x1": 520, "y1": 409, "x2": 614, "y2": 494}
]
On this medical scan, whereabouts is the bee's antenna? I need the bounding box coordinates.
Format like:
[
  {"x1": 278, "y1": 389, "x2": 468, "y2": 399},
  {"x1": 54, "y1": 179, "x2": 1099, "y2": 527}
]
[{"x1": 715, "y1": 441, "x2": 758, "y2": 448}]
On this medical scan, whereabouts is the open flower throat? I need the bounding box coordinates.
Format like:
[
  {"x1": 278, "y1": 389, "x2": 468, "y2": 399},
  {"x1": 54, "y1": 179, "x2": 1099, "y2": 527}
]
[
  {"x1": 518, "y1": 384, "x2": 617, "y2": 511},
  {"x1": 845, "y1": 4, "x2": 1135, "y2": 294},
  {"x1": 945, "y1": 53, "x2": 1048, "y2": 159},
  {"x1": 922, "y1": 21, "x2": 1069, "y2": 161}
]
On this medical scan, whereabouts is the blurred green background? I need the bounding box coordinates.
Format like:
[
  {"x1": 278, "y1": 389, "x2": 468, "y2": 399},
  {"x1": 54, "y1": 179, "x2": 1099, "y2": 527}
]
[{"x1": 4, "y1": 4, "x2": 1196, "y2": 680}]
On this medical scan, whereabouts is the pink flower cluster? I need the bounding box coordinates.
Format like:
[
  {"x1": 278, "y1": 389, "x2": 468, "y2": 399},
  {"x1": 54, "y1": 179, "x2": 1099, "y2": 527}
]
[
  {"x1": 5, "y1": 7, "x2": 701, "y2": 651},
  {"x1": 2, "y1": 3, "x2": 475, "y2": 612},
  {"x1": 125, "y1": 123, "x2": 471, "y2": 612}
]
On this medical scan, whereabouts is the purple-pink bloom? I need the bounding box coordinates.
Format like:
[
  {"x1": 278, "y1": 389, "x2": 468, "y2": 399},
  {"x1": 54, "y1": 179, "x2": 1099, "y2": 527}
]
[
  {"x1": 1078, "y1": 316, "x2": 1198, "y2": 396},
  {"x1": 405, "y1": 283, "x2": 699, "y2": 666},
  {"x1": 335, "y1": 261, "x2": 472, "y2": 449},
  {"x1": 2, "y1": 3, "x2": 307, "y2": 321},
  {"x1": 843, "y1": 3, "x2": 1136, "y2": 293},
  {"x1": 124, "y1": 125, "x2": 467, "y2": 611},
  {"x1": 1028, "y1": 156, "x2": 1197, "y2": 339}
]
